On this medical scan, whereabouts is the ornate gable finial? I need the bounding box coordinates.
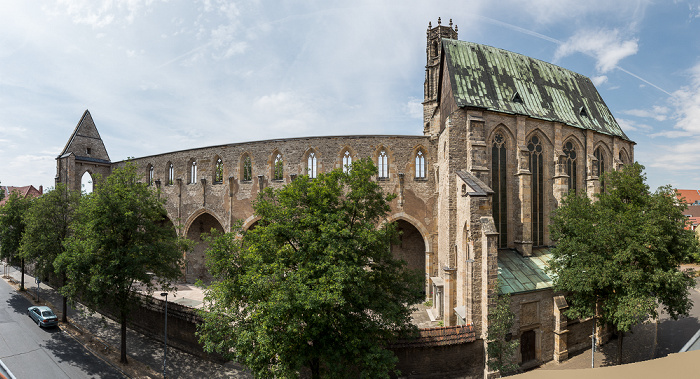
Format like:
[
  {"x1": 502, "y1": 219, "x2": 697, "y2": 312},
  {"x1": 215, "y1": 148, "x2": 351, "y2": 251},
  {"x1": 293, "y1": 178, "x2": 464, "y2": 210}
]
[
  {"x1": 455, "y1": 25, "x2": 458, "y2": 32},
  {"x1": 438, "y1": 17, "x2": 441, "y2": 25},
  {"x1": 428, "y1": 21, "x2": 432, "y2": 29},
  {"x1": 449, "y1": 19, "x2": 453, "y2": 28}
]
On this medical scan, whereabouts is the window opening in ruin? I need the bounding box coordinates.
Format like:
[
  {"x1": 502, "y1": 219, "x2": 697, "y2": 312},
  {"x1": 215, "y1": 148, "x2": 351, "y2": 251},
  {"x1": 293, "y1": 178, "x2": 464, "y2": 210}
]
[
  {"x1": 594, "y1": 146, "x2": 606, "y2": 191},
  {"x1": 342, "y1": 150, "x2": 352, "y2": 173},
  {"x1": 415, "y1": 150, "x2": 426, "y2": 179},
  {"x1": 563, "y1": 141, "x2": 577, "y2": 194},
  {"x1": 148, "y1": 165, "x2": 154, "y2": 185},
  {"x1": 528, "y1": 135, "x2": 544, "y2": 246},
  {"x1": 86, "y1": 147, "x2": 92, "y2": 155},
  {"x1": 307, "y1": 152, "x2": 317, "y2": 179},
  {"x1": 243, "y1": 155, "x2": 252, "y2": 181},
  {"x1": 81, "y1": 171, "x2": 93, "y2": 194},
  {"x1": 273, "y1": 154, "x2": 283, "y2": 181},
  {"x1": 619, "y1": 150, "x2": 627, "y2": 166},
  {"x1": 168, "y1": 163, "x2": 174, "y2": 185},
  {"x1": 214, "y1": 158, "x2": 223, "y2": 184},
  {"x1": 378, "y1": 150, "x2": 388, "y2": 179},
  {"x1": 492, "y1": 132, "x2": 508, "y2": 248},
  {"x1": 190, "y1": 161, "x2": 198, "y2": 184}
]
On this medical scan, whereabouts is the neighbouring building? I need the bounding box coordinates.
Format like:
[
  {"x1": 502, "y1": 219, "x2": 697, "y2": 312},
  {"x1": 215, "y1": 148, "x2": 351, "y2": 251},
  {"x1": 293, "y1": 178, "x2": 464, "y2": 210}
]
[
  {"x1": 55, "y1": 18, "x2": 635, "y2": 376},
  {"x1": 0, "y1": 185, "x2": 43, "y2": 206}
]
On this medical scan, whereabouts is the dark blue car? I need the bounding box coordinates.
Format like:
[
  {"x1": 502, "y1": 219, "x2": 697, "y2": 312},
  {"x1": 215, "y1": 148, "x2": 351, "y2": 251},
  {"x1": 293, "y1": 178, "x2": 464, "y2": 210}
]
[{"x1": 28, "y1": 306, "x2": 58, "y2": 328}]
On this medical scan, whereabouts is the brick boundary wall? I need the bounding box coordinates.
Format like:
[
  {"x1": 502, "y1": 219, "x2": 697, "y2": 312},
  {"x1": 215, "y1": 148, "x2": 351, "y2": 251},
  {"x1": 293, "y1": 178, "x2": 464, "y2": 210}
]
[{"x1": 98, "y1": 295, "x2": 486, "y2": 377}]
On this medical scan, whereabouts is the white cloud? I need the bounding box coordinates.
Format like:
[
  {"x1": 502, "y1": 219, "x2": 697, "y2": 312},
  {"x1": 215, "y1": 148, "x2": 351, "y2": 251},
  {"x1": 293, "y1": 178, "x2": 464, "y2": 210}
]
[
  {"x1": 617, "y1": 118, "x2": 652, "y2": 132},
  {"x1": 647, "y1": 136, "x2": 700, "y2": 171},
  {"x1": 591, "y1": 75, "x2": 608, "y2": 86},
  {"x1": 405, "y1": 98, "x2": 423, "y2": 119},
  {"x1": 49, "y1": 0, "x2": 164, "y2": 28},
  {"x1": 670, "y1": 61, "x2": 700, "y2": 135},
  {"x1": 554, "y1": 29, "x2": 638, "y2": 73},
  {"x1": 621, "y1": 106, "x2": 669, "y2": 121}
]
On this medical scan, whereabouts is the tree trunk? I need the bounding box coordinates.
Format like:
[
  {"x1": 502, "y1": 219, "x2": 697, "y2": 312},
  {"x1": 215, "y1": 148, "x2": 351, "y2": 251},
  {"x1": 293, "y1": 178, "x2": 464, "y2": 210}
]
[
  {"x1": 617, "y1": 331, "x2": 624, "y2": 365},
  {"x1": 310, "y1": 357, "x2": 320, "y2": 379},
  {"x1": 120, "y1": 310, "x2": 128, "y2": 364},
  {"x1": 20, "y1": 258, "x2": 24, "y2": 291},
  {"x1": 61, "y1": 273, "x2": 68, "y2": 323}
]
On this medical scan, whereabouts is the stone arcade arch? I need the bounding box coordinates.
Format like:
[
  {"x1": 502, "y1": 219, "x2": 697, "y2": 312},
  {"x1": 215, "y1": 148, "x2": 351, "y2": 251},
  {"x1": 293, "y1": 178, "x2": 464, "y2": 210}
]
[
  {"x1": 184, "y1": 211, "x2": 225, "y2": 283},
  {"x1": 387, "y1": 215, "x2": 430, "y2": 297}
]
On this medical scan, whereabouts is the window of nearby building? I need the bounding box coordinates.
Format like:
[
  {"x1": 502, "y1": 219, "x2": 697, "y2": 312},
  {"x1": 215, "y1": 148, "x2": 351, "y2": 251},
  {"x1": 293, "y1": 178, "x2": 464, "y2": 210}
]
[
  {"x1": 342, "y1": 150, "x2": 352, "y2": 173},
  {"x1": 492, "y1": 133, "x2": 507, "y2": 249},
  {"x1": 415, "y1": 150, "x2": 426, "y2": 179},
  {"x1": 563, "y1": 141, "x2": 577, "y2": 194},
  {"x1": 168, "y1": 163, "x2": 174, "y2": 185},
  {"x1": 307, "y1": 152, "x2": 317, "y2": 178},
  {"x1": 378, "y1": 150, "x2": 388, "y2": 179},
  {"x1": 214, "y1": 157, "x2": 223, "y2": 184},
  {"x1": 243, "y1": 155, "x2": 252, "y2": 182},
  {"x1": 190, "y1": 160, "x2": 197, "y2": 184},
  {"x1": 273, "y1": 154, "x2": 283, "y2": 181},
  {"x1": 528, "y1": 135, "x2": 544, "y2": 247}
]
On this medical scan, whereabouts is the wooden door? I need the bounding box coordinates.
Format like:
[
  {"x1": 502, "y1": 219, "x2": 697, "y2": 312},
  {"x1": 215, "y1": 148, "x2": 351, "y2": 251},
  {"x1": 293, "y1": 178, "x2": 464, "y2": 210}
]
[{"x1": 521, "y1": 330, "x2": 536, "y2": 363}]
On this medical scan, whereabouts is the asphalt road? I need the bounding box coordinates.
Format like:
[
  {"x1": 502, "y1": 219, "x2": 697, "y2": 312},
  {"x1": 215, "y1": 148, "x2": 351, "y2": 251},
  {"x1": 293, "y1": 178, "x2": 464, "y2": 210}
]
[{"x1": 0, "y1": 278, "x2": 124, "y2": 379}]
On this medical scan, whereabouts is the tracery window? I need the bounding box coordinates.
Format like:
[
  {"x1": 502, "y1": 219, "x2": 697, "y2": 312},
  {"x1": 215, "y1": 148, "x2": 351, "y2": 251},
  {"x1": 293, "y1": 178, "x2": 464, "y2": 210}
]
[
  {"x1": 594, "y1": 146, "x2": 606, "y2": 191},
  {"x1": 214, "y1": 158, "x2": 223, "y2": 184},
  {"x1": 415, "y1": 150, "x2": 426, "y2": 179},
  {"x1": 492, "y1": 133, "x2": 507, "y2": 248},
  {"x1": 378, "y1": 150, "x2": 388, "y2": 179},
  {"x1": 242, "y1": 155, "x2": 252, "y2": 182},
  {"x1": 528, "y1": 135, "x2": 544, "y2": 247},
  {"x1": 273, "y1": 154, "x2": 283, "y2": 181},
  {"x1": 342, "y1": 150, "x2": 352, "y2": 173},
  {"x1": 168, "y1": 163, "x2": 174, "y2": 185},
  {"x1": 563, "y1": 141, "x2": 577, "y2": 194},
  {"x1": 190, "y1": 160, "x2": 197, "y2": 184},
  {"x1": 148, "y1": 165, "x2": 154, "y2": 186},
  {"x1": 307, "y1": 152, "x2": 317, "y2": 179}
]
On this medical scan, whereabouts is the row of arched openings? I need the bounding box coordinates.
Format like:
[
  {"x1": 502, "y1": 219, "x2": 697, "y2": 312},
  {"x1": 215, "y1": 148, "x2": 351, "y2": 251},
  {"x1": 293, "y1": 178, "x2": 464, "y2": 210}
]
[{"x1": 146, "y1": 147, "x2": 429, "y2": 186}]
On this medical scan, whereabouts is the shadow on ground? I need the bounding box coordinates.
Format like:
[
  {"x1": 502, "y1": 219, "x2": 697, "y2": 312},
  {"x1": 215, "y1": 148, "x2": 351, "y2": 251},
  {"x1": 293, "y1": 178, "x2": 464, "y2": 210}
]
[{"x1": 41, "y1": 332, "x2": 124, "y2": 379}]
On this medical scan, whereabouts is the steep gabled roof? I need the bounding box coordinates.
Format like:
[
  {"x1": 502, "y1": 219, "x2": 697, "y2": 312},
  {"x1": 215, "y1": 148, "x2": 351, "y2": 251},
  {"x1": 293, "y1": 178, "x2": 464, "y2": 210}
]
[
  {"x1": 0, "y1": 185, "x2": 43, "y2": 206},
  {"x1": 59, "y1": 109, "x2": 110, "y2": 162},
  {"x1": 441, "y1": 39, "x2": 629, "y2": 140},
  {"x1": 677, "y1": 189, "x2": 700, "y2": 205}
]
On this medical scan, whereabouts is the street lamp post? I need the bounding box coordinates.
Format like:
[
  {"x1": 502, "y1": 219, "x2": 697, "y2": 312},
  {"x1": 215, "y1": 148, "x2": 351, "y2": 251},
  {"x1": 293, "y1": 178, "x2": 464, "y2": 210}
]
[{"x1": 161, "y1": 292, "x2": 169, "y2": 378}]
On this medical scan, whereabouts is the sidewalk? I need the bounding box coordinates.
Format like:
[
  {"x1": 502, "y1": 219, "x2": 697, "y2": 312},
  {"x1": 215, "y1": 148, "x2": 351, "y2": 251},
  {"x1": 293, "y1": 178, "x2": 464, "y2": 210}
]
[{"x1": 1, "y1": 265, "x2": 251, "y2": 379}]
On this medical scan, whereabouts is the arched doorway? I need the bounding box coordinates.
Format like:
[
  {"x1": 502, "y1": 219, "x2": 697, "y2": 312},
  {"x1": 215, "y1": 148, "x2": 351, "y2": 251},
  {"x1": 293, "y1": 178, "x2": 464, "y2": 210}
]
[
  {"x1": 185, "y1": 212, "x2": 224, "y2": 283},
  {"x1": 81, "y1": 171, "x2": 93, "y2": 194},
  {"x1": 391, "y1": 219, "x2": 427, "y2": 295}
]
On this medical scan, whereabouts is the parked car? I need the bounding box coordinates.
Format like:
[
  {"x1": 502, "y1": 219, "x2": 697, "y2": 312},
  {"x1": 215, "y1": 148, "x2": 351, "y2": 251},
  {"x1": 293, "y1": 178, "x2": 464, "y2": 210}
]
[{"x1": 28, "y1": 306, "x2": 58, "y2": 328}]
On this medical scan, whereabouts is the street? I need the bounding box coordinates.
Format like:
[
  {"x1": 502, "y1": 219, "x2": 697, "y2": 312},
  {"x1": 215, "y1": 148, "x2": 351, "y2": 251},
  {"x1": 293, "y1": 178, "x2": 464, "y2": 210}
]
[{"x1": 0, "y1": 278, "x2": 124, "y2": 378}]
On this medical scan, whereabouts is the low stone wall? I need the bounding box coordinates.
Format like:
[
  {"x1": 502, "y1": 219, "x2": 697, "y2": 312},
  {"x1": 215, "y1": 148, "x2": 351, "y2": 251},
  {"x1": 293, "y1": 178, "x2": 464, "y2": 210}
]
[{"x1": 567, "y1": 318, "x2": 595, "y2": 354}]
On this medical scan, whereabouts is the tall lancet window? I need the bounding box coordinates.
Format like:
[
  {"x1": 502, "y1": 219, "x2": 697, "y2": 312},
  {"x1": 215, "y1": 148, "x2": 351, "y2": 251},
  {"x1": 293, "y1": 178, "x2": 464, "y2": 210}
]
[
  {"x1": 307, "y1": 152, "x2": 317, "y2": 179},
  {"x1": 491, "y1": 133, "x2": 508, "y2": 248},
  {"x1": 342, "y1": 151, "x2": 352, "y2": 173},
  {"x1": 168, "y1": 163, "x2": 174, "y2": 185},
  {"x1": 378, "y1": 150, "x2": 388, "y2": 179},
  {"x1": 594, "y1": 146, "x2": 606, "y2": 191},
  {"x1": 528, "y1": 135, "x2": 544, "y2": 247},
  {"x1": 190, "y1": 161, "x2": 198, "y2": 184},
  {"x1": 563, "y1": 141, "x2": 577, "y2": 194},
  {"x1": 415, "y1": 151, "x2": 426, "y2": 179}
]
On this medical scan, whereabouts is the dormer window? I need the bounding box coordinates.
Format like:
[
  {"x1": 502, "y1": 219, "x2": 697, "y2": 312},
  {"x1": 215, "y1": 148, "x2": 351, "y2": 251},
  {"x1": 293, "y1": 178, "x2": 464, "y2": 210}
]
[
  {"x1": 511, "y1": 92, "x2": 523, "y2": 104},
  {"x1": 579, "y1": 106, "x2": 588, "y2": 117}
]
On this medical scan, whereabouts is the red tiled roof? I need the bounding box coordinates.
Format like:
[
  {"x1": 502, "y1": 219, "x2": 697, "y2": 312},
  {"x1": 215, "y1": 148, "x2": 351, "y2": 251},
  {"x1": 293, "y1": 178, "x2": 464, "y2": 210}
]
[
  {"x1": 0, "y1": 185, "x2": 43, "y2": 206},
  {"x1": 391, "y1": 324, "x2": 476, "y2": 348},
  {"x1": 677, "y1": 189, "x2": 700, "y2": 205}
]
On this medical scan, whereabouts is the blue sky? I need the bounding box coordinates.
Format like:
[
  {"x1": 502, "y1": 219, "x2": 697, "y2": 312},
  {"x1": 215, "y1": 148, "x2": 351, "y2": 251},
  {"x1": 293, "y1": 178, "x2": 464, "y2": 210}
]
[{"x1": 1, "y1": 0, "x2": 699, "y2": 192}]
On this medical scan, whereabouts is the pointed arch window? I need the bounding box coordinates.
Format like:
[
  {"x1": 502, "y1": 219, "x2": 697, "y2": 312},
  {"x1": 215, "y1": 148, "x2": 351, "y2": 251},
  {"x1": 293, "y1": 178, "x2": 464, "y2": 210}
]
[
  {"x1": 492, "y1": 133, "x2": 508, "y2": 248},
  {"x1": 273, "y1": 154, "x2": 284, "y2": 181},
  {"x1": 242, "y1": 155, "x2": 252, "y2": 182},
  {"x1": 378, "y1": 150, "x2": 388, "y2": 179},
  {"x1": 148, "y1": 165, "x2": 154, "y2": 186},
  {"x1": 415, "y1": 150, "x2": 426, "y2": 179},
  {"x1": 594, "y1": 146, "x2": 606, "y2": 191},
  {"x1": 307, "y1": 152, "x2": 317, "y2": 179},
  {"x1": 563, "y1": 141, "x2": 577, "y2": 194},
  {"x1": 214, "y1": 157, "x2": 224, "y2": 184},
  {"x1": 168, "y1": 163, "x2": 174, "y2": 185},
  {"x1": 619, "y1": 150, "x2": 628, "y2": 166},
  {"x1": 342, "y1": 150, "x2": 352, "y2": 173},
  {"x1": 190, "y1": 160, "x2": 198, "y2": 184},
  {"x1": 528, "y1": 135, "x2": 544, "y2": 247}
]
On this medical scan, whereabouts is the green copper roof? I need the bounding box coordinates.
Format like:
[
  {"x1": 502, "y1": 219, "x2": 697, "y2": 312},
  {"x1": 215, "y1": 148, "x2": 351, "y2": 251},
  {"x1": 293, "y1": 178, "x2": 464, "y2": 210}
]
[
  {"x1": 498, "y1": 249, "x2": 553, "y2": 295},
  {"x1": 442, "y1": 40, "x2": 629, "y2": 140}
]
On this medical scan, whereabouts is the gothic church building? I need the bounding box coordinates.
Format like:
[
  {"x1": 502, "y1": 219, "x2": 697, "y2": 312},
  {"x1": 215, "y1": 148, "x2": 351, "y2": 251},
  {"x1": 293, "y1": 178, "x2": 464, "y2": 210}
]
[{"x1": 56, "y1": 19, "x2": 634, "y2": 370}]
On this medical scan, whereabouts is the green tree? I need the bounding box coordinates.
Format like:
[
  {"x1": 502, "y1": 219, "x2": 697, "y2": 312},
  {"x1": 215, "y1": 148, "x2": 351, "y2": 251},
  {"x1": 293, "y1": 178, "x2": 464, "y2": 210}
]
[
  {"x1": 487, "y1": 291, "x2": 519, "y2": 376},
  {"x1": 20, "y1": 183, "x2": 80, "y2": 322},
  {"x1": 197, "y1": 158, "x2": 423, "y2": 379},
  {"x1": 56, "y1": 163, "x2": 185, "y2": 364},
  {"x1": 547, "y1": 162, "x2": 698, "y2": 364},
  {"x1": 0, "y1": 191, "x2": 31, "y2": 290}
]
